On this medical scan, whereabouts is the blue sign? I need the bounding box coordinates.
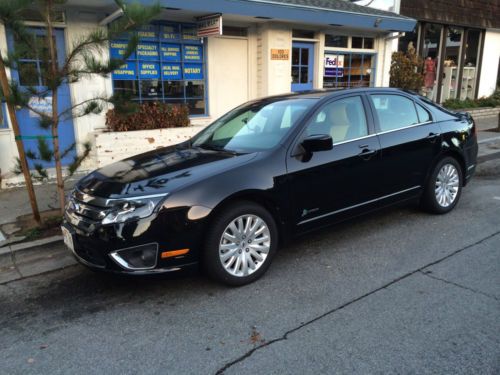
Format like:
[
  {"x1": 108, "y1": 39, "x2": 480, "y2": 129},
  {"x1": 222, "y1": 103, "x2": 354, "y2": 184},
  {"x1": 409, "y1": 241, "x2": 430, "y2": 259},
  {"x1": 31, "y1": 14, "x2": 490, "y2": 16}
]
[
  {"x1": 110, "y1": 40, "x2": 135, "y2": 60},
  {"x1": 138, "y1": 24, "x2": 158, "y2": 41},
  {"x1": 139, "y1": 62, "x2": 160, "y2": 79},
  {"x1": 183, "y1": 45, "x2": 203, "y2": 63},
  {"x1": 161, "y1": 24, "x2": 180, "y2": 41},
  {"x1": 162, "y1": 63, "x2": 182, "y2": 80},
  {"x1": 136, "y1": 42, "x2": 159, "y2": 60},
  {"x1": 161, "y1": 44, "x2": 181, "y2": 61},
  {"x1": 184, "y1": 64, "x2": 203, "y2": 80},
  {"x1": 112, "y1": 61, "x2": 137, "y2": 80},
  {"x1": 324, "y1": 68, "x2": 344, "y2": 77}
]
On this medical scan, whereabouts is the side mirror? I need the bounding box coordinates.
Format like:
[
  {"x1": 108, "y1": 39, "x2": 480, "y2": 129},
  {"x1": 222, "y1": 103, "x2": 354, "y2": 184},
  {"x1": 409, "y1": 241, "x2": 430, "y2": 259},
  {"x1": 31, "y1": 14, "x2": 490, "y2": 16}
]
[{"x1": 301, "y1": 134, "x2": 333, "y2": 153}]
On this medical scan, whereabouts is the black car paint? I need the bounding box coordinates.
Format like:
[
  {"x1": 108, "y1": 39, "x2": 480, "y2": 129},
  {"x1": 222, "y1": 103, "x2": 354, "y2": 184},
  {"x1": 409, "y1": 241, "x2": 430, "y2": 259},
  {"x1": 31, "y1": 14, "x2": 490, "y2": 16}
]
[{"x1": 63, "y1": 88, "x2": 478, "y2": 274}]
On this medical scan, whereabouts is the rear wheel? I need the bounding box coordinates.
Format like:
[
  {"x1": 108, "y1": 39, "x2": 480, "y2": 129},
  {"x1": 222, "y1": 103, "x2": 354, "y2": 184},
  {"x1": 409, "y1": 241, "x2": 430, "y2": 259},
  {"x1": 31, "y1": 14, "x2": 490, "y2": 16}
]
[
  {"x1": 421, "y1": 157, "x2": 463, "y2": 214},
  {"x1": 202, "y1": 201, "x2": 278, "y2": 286}
]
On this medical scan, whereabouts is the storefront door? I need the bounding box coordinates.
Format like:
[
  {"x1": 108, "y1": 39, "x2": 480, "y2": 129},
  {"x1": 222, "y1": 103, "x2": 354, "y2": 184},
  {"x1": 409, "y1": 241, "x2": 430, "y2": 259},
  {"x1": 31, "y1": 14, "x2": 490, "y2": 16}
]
[
  {"x1": 291, "y1": 42, "x2": 314, "y2": 92},
  {"x1": 7, "y1": 27, "x2": 76, "y2": 168}
]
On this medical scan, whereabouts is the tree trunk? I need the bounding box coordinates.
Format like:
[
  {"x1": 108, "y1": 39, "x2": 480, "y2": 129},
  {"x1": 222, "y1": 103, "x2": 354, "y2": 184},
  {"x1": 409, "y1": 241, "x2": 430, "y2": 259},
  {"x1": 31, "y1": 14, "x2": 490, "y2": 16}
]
[
  {"x1": 46, "y1": 0, "x2": 66, "y2": 215},
  {"x1": 0, "y1": 52, "x2": 42, "y2": 224}
]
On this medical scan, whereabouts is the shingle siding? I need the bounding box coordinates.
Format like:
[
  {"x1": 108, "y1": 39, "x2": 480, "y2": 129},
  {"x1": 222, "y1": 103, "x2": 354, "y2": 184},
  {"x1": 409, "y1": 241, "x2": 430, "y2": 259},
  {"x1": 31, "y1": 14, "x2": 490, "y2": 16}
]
[{"x1": 400, "y1": 0, "x2": 500, "y2": 29}]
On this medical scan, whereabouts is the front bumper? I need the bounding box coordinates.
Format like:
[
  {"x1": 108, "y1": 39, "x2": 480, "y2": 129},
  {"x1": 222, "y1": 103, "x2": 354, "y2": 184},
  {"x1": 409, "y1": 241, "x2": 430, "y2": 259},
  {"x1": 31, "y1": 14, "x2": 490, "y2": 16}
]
[{"x1": 62, "y1": 207, "x2": 205, "y2": 275}]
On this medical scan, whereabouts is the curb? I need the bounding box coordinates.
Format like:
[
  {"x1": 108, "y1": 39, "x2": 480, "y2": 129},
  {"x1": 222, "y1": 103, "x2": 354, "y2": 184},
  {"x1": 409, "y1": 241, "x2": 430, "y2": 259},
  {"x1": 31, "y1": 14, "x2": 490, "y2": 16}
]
[
  {"x1": 0, "y1": 235, "x2": 76, "y2": 285},
  {"x1": 0, "y1": 235, "x2": 62, "y2": 255},
  {"x1": 478, "y1": 135, "x2": 500, "y2": 144}
]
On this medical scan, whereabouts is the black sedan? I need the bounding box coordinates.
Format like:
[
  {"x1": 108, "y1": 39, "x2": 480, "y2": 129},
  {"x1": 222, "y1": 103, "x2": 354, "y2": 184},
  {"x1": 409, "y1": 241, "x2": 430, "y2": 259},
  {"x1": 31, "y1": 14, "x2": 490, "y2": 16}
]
[{"x1": 62, "y1": 88, "x2": 478, "y2": 285}]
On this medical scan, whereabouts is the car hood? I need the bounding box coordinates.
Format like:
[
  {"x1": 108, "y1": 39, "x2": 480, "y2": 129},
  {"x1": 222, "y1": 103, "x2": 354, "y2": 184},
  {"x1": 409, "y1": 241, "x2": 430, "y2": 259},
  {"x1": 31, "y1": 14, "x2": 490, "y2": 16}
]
[{"x1": 77, "y1": 145, "x2": 257, "y2": 199}]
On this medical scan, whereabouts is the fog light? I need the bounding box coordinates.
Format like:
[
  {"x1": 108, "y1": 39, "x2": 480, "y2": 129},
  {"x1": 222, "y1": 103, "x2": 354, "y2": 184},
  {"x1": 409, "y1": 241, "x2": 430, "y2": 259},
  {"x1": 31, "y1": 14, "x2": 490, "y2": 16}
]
[{"x1": 110, "y1": 243, "x2": 158, "y2": 270}]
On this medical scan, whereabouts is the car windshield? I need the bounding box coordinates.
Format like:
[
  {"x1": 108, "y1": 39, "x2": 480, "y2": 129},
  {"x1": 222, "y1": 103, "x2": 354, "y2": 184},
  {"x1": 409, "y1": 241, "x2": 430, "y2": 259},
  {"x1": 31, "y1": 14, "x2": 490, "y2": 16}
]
[{"x1": 191, "y1": 98, "x2": 317, "y2": 153}]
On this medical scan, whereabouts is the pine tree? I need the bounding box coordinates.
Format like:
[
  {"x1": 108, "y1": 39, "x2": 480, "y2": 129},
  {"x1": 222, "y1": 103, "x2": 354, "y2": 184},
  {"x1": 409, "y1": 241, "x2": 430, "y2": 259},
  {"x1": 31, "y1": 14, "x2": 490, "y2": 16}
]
[{"x1": 0, "y1": 0, "x2": 160, "y2": 217}]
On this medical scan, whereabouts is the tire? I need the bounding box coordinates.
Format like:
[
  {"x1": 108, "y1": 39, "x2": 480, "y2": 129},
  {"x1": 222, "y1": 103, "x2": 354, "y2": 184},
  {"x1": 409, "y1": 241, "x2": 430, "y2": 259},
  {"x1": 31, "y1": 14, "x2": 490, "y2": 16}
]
[
  {"x1": 202, "y1": 201, "x2": 278, "y2": 286},
  {"x1": 421, "y1": 156, "x2": 463, "y2": 214}
]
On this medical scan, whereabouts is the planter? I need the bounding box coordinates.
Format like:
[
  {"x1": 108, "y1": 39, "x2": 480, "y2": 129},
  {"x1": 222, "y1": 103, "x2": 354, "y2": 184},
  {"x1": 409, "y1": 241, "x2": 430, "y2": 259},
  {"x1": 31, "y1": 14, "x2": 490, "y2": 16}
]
[
  {"x1": 457, "y1": 106, "x2": 500, "y2": 120},
  {"x1": 89, "y1": 125, "x2": 207, "y2": 169}
]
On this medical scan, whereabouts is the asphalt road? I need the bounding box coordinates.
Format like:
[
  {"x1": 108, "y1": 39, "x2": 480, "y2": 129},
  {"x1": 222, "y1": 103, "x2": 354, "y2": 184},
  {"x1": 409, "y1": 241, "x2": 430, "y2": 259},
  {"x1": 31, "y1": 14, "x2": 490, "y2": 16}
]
[{"x1": 1, "y1": 167, "x2": 499, "y2": 374}]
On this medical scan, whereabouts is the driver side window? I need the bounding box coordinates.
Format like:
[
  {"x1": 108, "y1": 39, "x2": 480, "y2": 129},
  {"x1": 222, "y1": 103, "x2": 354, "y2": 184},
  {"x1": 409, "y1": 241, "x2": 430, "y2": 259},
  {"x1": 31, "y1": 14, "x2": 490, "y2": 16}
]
[{"x1": 305, "y1": 96, "x2": 368, "y2": 143}]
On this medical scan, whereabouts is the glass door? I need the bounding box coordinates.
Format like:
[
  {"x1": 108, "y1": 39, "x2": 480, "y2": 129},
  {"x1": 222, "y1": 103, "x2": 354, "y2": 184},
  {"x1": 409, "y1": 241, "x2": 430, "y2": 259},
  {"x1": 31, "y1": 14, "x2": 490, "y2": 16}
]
[
  {"x1": 421, "y1": 23, "x2": 443, "y2": 102},
  {"x1": 291, "y1": 42, "x2": 314, "y2": 92},
  {"x1": 440, "y1": 27, "x2": 464, "y2": 102}
]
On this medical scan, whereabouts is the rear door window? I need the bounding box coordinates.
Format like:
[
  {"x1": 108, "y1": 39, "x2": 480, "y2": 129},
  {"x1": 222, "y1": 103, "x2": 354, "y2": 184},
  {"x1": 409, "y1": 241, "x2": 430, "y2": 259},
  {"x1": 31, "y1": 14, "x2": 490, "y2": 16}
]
[
  {"x1": 306, "y1": 96, "x2": 368, "y2": 143},
  {"x1": 370, "y1": 94, "x2": 420, "y2": 132}
]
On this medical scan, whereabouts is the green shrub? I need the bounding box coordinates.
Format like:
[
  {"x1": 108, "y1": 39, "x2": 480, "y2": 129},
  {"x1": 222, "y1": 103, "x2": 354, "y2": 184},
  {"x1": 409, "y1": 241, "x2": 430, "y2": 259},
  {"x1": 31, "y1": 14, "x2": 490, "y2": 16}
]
[
  {"x1": 389, "y1": 50, "x2": 424, "y2": 91},
  {"x1": 105, "y1": 102, "x2": 190, "y2": 132},
  {"x1": 443, "y1": 90, "x2": 500, "y2": 110}
]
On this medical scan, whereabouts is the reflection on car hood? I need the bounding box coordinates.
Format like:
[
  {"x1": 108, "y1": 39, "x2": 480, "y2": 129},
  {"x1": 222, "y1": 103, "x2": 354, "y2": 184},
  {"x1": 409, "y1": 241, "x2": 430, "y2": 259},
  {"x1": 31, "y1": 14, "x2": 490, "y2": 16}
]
[{"x1": 77, "y1": 145, "x2": 256, "y2": 199}]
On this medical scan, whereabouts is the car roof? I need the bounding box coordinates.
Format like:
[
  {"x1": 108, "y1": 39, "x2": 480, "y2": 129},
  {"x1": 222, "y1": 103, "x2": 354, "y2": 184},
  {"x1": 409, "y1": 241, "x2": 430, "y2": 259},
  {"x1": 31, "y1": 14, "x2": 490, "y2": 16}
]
[{"x1": 259, "y1": 87, "x2": 416, "y2": 102}]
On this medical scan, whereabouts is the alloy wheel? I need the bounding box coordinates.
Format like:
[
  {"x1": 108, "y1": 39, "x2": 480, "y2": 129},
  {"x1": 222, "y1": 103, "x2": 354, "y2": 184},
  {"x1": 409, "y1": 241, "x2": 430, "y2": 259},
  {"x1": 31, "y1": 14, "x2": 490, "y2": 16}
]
[
  {"x1": 219, "y1": 214, "x2": 271, "y2": 277},
  {"x1": 435, "y1": 163, "x2": 460, "y2": 207}
]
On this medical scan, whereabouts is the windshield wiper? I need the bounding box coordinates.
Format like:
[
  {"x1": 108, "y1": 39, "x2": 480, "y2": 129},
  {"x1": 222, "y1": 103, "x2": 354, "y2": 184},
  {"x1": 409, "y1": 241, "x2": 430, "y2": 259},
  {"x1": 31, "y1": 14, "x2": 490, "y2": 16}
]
[{"x1": 197, "y1": 144, "x2": 239, "y2": 155}]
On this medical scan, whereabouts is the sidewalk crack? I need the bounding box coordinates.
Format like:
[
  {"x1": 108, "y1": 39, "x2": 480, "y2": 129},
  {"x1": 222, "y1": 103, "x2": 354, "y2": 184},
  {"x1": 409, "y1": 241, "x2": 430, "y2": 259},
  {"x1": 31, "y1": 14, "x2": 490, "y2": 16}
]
[
  {"x1": 420, "y1": 271, "x2": 499, "y2": 302},
  {"x1": 214, "y1": 229, "x2": 500, "y2": 374}
]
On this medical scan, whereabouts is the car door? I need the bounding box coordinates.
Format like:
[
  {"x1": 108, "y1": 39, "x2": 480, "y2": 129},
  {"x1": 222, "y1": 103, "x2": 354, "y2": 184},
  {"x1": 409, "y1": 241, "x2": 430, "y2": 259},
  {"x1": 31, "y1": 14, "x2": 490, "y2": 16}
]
[
  {"x1": 287, "y1": 94, "x2": 382, "y2": 229},
  {"x1": 367, "y1": 93, "x2": 442, "y2": 197}
]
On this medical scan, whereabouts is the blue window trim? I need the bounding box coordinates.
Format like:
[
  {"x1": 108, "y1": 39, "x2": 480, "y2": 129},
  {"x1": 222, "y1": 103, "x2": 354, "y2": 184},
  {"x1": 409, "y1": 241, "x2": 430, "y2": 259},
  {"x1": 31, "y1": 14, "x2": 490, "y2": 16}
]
[
  {"x1": 110, "y1": 21, "x2": 208, "y2": 117},
  {"x1": 323, "y1": 51, "x2": 377, "y2": 89},
  {"x1": 0, "y1": 102, "x2": 8, "y2": 129}
]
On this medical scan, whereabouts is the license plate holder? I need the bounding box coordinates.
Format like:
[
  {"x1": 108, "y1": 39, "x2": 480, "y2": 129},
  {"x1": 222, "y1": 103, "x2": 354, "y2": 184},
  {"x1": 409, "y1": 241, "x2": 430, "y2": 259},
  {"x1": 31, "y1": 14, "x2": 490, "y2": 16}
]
[{"x1": 61, "y1": 226, "x2": 75, "y2": 252}]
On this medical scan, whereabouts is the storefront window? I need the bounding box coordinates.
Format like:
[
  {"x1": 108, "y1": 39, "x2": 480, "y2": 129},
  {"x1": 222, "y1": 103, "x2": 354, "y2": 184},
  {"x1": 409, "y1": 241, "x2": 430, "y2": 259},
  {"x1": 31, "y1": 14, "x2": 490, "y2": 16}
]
[
  {"x1": 352, "y1": 37, "x2": 374, "y2": 49},
  {"x1": 110, "y1": 22, "x2": 206, "y2": 116},
  {"x1": 323, "y1": 52, "x2": 375, "y2": 88},
  {"x1": 461, "y1": 29, "x2": 481, "y2": 100},
  {"x1": 325, "y1": 35, "x2": 348, "y2": 48},
  {"x1": 441, "y1": 27, "x2": 463, "y2": 101},
  {"x1": 398, "y1": 30, "x2": 418, "y2": 54},
  {"x1": 421, "y1": 23, "x2": 442, "y2": 101}
]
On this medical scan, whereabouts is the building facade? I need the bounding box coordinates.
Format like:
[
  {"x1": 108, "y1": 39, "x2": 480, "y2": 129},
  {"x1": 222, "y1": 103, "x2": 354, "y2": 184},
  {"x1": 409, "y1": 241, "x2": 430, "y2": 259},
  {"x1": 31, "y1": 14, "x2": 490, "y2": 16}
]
[
  {"x1": 398, "y1": 0, "x2": 500, "y2": 103},
  {"x1": 0, "y1": 0, "x2": 415, "y2": 187}
]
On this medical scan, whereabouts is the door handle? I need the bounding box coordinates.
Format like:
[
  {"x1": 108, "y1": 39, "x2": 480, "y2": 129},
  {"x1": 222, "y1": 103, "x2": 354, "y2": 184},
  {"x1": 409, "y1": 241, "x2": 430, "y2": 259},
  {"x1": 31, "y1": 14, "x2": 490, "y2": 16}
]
[{"x1": 358, "y1": 148, "x2": 377, "y2": 160}]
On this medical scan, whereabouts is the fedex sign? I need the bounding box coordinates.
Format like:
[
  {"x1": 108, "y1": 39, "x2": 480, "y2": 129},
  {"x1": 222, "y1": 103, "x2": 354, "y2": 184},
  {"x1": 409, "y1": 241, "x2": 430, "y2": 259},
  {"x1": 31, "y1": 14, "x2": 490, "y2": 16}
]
[{"x1": 324, "y1": 54, "x2": 344, "y2": 77}]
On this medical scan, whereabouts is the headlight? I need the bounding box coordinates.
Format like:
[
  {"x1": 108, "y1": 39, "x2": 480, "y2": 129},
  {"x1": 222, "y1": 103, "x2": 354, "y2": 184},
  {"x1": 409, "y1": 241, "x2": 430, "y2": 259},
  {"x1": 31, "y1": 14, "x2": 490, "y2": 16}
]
[{"x1": 101, "y1": 194, "x2": 168, "y2": 225}]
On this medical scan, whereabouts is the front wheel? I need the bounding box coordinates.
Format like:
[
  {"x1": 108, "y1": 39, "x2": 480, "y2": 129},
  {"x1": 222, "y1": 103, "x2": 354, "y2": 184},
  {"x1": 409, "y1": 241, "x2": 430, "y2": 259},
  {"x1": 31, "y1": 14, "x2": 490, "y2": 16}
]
[
  {"x1": 202, "y1": 201, "x2": 278, "y2": 286},
  {"x1": 421, "y1": 157, "x2": 463, "y2": 214}
]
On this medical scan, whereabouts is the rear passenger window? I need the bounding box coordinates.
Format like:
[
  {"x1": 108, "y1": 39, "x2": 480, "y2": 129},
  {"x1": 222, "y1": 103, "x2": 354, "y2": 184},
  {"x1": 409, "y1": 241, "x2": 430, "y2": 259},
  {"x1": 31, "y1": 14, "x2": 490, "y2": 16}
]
[
  {"x1": 416, "y1": 103, "x2": 431, "y2": 123},
  {"x1": 306, "y1": 96, "x2": 368, "y2": 143},
  {"x1": 370, "y1": 94, "x2": 419, "y2": 132}
]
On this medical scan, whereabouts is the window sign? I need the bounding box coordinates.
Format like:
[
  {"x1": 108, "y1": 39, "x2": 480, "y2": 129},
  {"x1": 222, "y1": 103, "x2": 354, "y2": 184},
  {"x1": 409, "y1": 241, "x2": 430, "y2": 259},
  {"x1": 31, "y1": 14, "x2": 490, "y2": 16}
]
[
  {"x1": 162, "y1": 63, "x2": 182, "y2": 80},
  {"x1": 110, "y1": 21, "x2": 206, "y2": 115},
  {"x1": 184, "y1": 64, "x2": 203, "y2": 80},
  {"x1": 137, "y1": 42, "x2": 159, "y2": 60},
  {"x1": 112, "y1": 61, "x2": 137, "y2": 80},
  {"x1": 138, "y1": 24, "x2": 158, "y2": 41},
  {"x1": 139, "y1": 62, "x2": 160, "y2": 79},
  {"x1": 183, "y1": 45, "x2": 202, "y2": 62},
  {"x1": 161, "y1": 24, "x2": 180, "y2": 41},
  {"x1": 110, "y1": 41, "x2": 135, "y2": 60},
  {"x1": 182, "y1": 25, "x2": 198, "y2": 41},
  {"x1": 324, "y1": 54, "x2": 344, "y2": 77},
  {"x1": 161, "y1": 44, "x2": 181, "y2": 61}
]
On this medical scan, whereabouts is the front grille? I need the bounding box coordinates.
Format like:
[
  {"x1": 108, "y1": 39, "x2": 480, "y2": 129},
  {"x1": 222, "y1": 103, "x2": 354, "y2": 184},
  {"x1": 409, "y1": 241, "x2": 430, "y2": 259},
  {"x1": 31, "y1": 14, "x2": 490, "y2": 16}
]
[{"x1": 65, "y1": 189, "x2": 112, "y2": 230}]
